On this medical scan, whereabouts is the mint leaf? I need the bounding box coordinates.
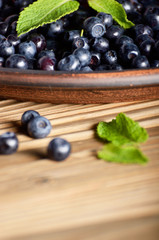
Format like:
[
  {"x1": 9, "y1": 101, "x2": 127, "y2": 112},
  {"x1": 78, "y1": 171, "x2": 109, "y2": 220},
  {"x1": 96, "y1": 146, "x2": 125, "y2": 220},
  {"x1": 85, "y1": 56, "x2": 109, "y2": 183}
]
[
  {"x1": 98, "y1": 143, "x2": 148, "y2": 164},
  {"x1": 97, "y1": 113, "x2": 148, "y2": 146},
  {"x1": 17, "y1": 0, "x2": 80, "y2": 36},
  {"x1": 88, "y1": 0, "x2": 134, "y2": 29}
]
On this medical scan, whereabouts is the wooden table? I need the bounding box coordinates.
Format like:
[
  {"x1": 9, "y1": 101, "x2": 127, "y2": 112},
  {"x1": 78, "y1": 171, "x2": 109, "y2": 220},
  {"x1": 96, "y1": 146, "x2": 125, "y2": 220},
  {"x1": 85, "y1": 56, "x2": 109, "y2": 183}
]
[{"x1": 0, "y1": 99, "x2": 159, "y2": 240}]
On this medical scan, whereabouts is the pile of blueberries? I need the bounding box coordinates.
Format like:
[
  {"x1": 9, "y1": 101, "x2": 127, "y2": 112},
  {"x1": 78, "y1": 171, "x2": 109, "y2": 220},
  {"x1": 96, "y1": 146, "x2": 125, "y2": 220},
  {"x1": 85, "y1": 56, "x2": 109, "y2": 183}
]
[
  {"x1": 0, "y1": 0, "x2": 159, "y2": 72},
  {"x1": 0, "y1": 110, "x2": 71, "y2": 161}
]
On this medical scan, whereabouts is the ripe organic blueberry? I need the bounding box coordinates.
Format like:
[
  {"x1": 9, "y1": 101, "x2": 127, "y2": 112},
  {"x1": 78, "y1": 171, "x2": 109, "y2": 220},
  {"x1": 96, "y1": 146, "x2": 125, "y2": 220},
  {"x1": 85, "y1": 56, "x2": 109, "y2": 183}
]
[
  {"x1": 132, "y1": 55, "x2": 150, "y2": 69},
  {"x1": 136, "y1": 34, "x2": 154, "y2": 45},
  {"x1": 47, "y1": 19, "x2": 64, "y2": 38},
  {"x1": 0, "y1": 132, "x2": 18, "y2": 154},
  {"x1": 89, "y1": 51, "x2": 101, "y2": 69},
  {"x1": 5, "y1": 54, "x2": 29, "y2": 69},
  {"x1": 73, "y1": 48, "x2": 91, "y2": 67},
  {"x1": 72, "y1": 37, "x2": 90, "y2": 50},
  {"x1": 105, "y1": 25, "x2": 124, "y2": 41},
  {"x1": 18, "y1": 40, "x2": 37, "y2": 59},
  {"x1": 21, "y1": 110, "x2": 40, "y2": 129},
  {"x1": 57, "y1": 54, "x2": 81, "y2": 71},
  {"x1": 134, "y1": 24, "x2": 154, "y2": 38},
  {"x1": 139, "y1": 39, "x2": 155, "y2": 57},
  {"x1": 27, "y1": 33, "x2": 46, "y2": 52},
  {"x1": 0, "y1": 21, "x2": 9, "y2": 36},
  {"x1": 96, "y1": 12, "x2": 113, "y2": 28},
  {"x1": 116, "y1": 35, "x2": 134, "y2": 47},
  {"x1": 91, "y1": 37, "x2": 109, "y2": 53},
  {"x1": 38, "y1": 50, "x2": 56, "y2": 60},
  {"x1": 48, "y1": 138, "x2": 71, "y2": 161},
  {"x1": 83, "y1": 17, "x2": 106, "y2": 38},
  {"x1": 64, "y1": 30, "x2": 81, "y2": 43},
  {"x1": 150, "y1": 60, "x2": 159, "y2": 68},
  {"x1": 37, "y1": 56, "x2": 56, "y2": 71},
  {"x1": 120, "y1": 43, "x2": 140, "y2": 62},
  {"x1": 103, "y1": 50, "x2": 118, "y2": 65},
  {"x1": 27, "y1": 116, "x2": 52, "y2": 138},
  {"x1": 0, "y1": 39, "x2": 15, "y2": 58},
  {"x1": 7, "y1": 34, "x2": 21, "y2": 46},
  {"x1": 80, "y1": 66, "x2": 93, "y2": 72}
]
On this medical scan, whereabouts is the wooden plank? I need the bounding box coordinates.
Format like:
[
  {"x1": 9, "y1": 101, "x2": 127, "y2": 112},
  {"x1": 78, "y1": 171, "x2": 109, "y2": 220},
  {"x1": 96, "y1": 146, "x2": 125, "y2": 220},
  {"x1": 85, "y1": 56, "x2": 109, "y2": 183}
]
[{"x1": 0, "y1": 99, "x2": 159, "y2": 240}]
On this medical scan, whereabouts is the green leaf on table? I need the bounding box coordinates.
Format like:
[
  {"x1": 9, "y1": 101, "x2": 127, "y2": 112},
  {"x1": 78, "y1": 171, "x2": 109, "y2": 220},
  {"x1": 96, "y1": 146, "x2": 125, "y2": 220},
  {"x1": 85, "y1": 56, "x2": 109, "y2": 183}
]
[
  {"x1": 88, "y1": 0, "x2": 134, "y2": 29},
  {"x1": 17, "y1": 0, "x2": 80, "y2": 36},
  {"x1": 98, "y1": 143, "x2": 148, "y2": 164},
  {"x1": 97, "y1": 113, "x2": 148, "y2": 146}
]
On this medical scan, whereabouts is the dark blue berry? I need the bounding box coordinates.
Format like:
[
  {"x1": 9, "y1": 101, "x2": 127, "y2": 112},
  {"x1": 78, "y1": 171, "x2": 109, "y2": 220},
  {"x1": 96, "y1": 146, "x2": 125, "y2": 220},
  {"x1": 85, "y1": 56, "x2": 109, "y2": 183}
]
[
  {"x1": 0, "y1": 39, "x2": 15, "y2": 58},
  {"x1": 80, "y1": 66, "x2": 93, "y2": 72},
  {"x1": 150, "y1": 60, "x2": 159, "y2": 68},
  {"x1": 64, "y1": 30, "x2": 81, "y2": 43},
  {"x1": 116, "y1": 35, "x2": 134, "y2": 47},
  {"x1": 103, "y1": 50, "x2": 118, "y2": 65},
  {"x1": 134, "y1": 24, "x2": 154, "y2": 38},
  {"x1": 38, "y1": 50, "x2": 56, "y2": 60},
  {"x1": 73, "y1": 48, "x2": 91, "y2": 67},
  {"x1": 5, "y1": 54, "x2": 29, "y2": 69},
  {"x1": 18, "y1": 40, "x2": 37, "y2": 59},
  {"x1": 136, "y1": 34, "x2": 155, "y2": 45},
  {"x1": 83, "y1": 17, "x2": 106, "y2": 38},
  {"x1": 27, "y1": 116, "x2": 52, "y2": 138},
  {"x1": 37, "y1": 56, "x2": 56, "y2": 71},
  {"x1": 57, "y1": 54, "x2": 81, "y2": 71},
  {"x1": 0, "y1": 132, "x2": 18, "y2": 155},
  {"x1": 105, "y1": 25, "x2": 124, "y2": 41},
  {"x1": 89, "y1": 51, "x2": 101, "y2": 69},
  {"x1": 91, "y1": 37, "x2": 109, "y2": 53},
  {"x1": 132, "y1": 55, "x2": 150, "y2": 69},
  {"x1": 21, "y1": 110, "x2": 40, "y2": 128},
  {"x1": 48, "y1": 138, "x2": 71, "y2": 161},
  {"x1": 96, "y1": 12, "x2": 113, "y2": 28},
  {"x1": 0, "y1": 21, "x2": 9, "y2": 36},
  {"x1": 72, "y1": 37, "x2": 90, "y2": 50},
  {"x1": 0, "y1": 56, "x2": 4, "y2": 67},
  {"x1": 27, "y1": 33, "x2": 46, "y2": 52},
  {"x1": 47, "y1": 20, "x2": 64, "y2": 38},
  {"x1": 120, "y1": 43, "x2": 140, "y2": 62},
  {"x1": 7, "y1": 34, "x2": 21, "y2": 46},
  {"x1": 139, "y1": 39, "x2": 155, "y2": 57}
]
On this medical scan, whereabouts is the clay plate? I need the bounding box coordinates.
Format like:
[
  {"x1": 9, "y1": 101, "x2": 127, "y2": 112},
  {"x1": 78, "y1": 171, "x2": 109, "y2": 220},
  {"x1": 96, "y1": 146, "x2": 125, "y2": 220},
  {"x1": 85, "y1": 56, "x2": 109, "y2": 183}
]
[{"x1": 0, "y1": 68, "x2": 159, "y2": 103}]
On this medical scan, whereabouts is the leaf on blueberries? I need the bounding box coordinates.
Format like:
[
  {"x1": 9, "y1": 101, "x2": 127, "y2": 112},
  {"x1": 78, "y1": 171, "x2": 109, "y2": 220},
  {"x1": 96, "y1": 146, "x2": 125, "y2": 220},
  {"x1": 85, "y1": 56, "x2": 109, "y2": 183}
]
[
  {"x1": 17, "y1": 0, "x2": 80, "y2": 36},
  {"x1": 88, "y1": 0, "x2": 134, "y2": 29},
  {"x1": 97, "y1": 143, "x2": 148, "y2": 164},
  {"x1": 97, "y1": 113, "x2": 148, "y2": 146}
]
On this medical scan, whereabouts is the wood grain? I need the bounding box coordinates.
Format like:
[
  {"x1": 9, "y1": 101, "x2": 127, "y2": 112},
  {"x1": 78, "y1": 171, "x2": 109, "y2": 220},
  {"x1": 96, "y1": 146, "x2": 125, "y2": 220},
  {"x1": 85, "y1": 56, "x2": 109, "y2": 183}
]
[
  {"x1": 0, "y1": 68, "x2": 159, "y2": 103},
  {"x1": 0, "y1": 99, "x2": 159, "y2": 240}
]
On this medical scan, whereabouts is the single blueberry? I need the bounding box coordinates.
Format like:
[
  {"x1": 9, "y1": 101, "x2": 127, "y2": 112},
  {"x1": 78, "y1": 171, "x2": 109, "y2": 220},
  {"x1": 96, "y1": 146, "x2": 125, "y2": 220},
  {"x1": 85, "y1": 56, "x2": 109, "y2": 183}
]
[
  {"x1": 0, "y1": 39, "x2": 15, "y2": 58},
  {"x1": 5, "y1": 54, "x2": 29, "y2": 69},
  {"x1": 38, "y1": 50, "x2": 56, "y2": 61},
  {"x1": 150, "y1": 60, "x2": 159, "y2": 68},
  {"x1": 80, "y1": 66, "x2": 93, "y2": 72},
  {"x1": 0, "y1": 132, "x2": 18, "y2": 155},
  {"x1": 72, "y1": 37, "x2": 90, "y2": 50},
  {"x1": 120, "y1": 43, "x2": 140, "y2": 62},
  {"x1": 132, "y1": 55, "x2": 150, "y2": 69},
  {"x1": 91, "y1": 37, "x2": 109, "y2": 53},
  {"x1": 18, "y1": 40, "x2": 37, "y2": 59},
  {"x1": 57, "y1": 54, "x2": 81, "y2": 71},
  {"x1": 48, "y1": 138, "x2": 71, "y2": 161},
  {"x1": 83, "y1": 17, "x2": 106, "y2": 38},
  {"x1": 89, "y1": 51, "x2": 101, "y2": 69},
  {"x1": 105, "y1": 25, "x2": 124, "y2": 41},
  {"x1": 73, "y1": 48, "x2": 91, "y2": 67},
  {"x1": 96, "y1": 12, "x2": 113, "y2": 28},
  {"x1": 116, "y1": 35, "x2": 134, "y2": 47},
  {"x1": 64, "y1": 30, "x2": 81, "y2": 43},
  {"x1": 27, "y1": 116, "x2": 52, "y2": 139},
  {"x1": 21, "y1": 110, "x2": 40, "y2": 129},
  {"x1": 103, "y1": 50, "x2": 118, "y2": 65},
  {"x1": 37, "y1": 56, "x2": 56, "y2": 71}
]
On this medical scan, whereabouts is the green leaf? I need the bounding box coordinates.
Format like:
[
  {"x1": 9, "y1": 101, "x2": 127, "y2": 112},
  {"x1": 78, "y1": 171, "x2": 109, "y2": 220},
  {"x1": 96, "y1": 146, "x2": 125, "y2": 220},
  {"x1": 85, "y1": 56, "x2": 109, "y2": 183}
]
[
  {"x1": 88, "y1": 0, "x2": 134, "y2": 29},
  {"x1": 98, "y1": 143, "x2": 148, "y2": 164},
  {"x1": 17, "y1": 0, "x2": 80, "y2": 36},
  {"x1": 97, "y1": 113, "x2": 148, "y2": 146}
]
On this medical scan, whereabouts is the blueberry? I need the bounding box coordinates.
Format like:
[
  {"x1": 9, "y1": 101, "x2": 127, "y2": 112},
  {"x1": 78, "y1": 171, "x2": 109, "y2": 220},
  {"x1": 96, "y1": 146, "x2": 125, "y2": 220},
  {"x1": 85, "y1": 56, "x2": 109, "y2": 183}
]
[
  {"x1": 80, "y1": 66, "x2": 93, "y2": 72},
  {"x1": 132, "y1": 55, "x2": 150, "y2": 69},
  {"x1": 118, "y1": 0, "x2": 134, "y2": 14},
  {"x1": 105, "y1": 25, "x2": 124, "y2": 41},
  {"x1": 37, "y1": 56, "x2": 56, "y2": 71},
  {"x1": 83, "y1": 17, "x2": 106, "y2": 38},
  {"x1": 7, "y1": 34, "x2": 21, "y2": 46},
  {"x1": 0, "y1": 21, "x2": 9, "y2": 36},
  {"x1": 96, "y1": 12, "x2": 113, "y2": 28},
  {"x1": 0, "y1": 34, "x2": 6, "y2": 43},
  {"x1": 57, "y1": 54, "x2": 81, "y2": 71},
  {"x1": 103, "y1": 50, "x2": 118, "y2": 65},
  {"x1": 150, "y1": 60, "x2": 159, "y2": 68},
  {"x1": 27, "y1": 33, "x2": 46, "y2": 52},
  {"x1": 18, "y1": 40, "x2": 37, "y2": 59},
  {"x1": 21, "y1": 110, "x2": 40, "y2": 128},
  {"x1": 89, "y1": 51, "x2": 101, "y2": 69},
  {"x1": 111, "y1": 64, "x2": 123, "y2": 70},
  {"x1": 134, "y1": 24, "x2": 154, "y2": 38},
  {"x1": 47, "y1": 19, "x2": 64, "y2": 38},
  {"x1": 136, "y1": 34, "x2": 155, "y2": 45},
  {"x1": 120, "y1": 43, "x2": 140, "y2": 63},
  {"x1": 5, "y1": 54, "x2": 29, "y2": 69},
  {"x1": 0, "y1": 132, "x2": 18, "y2": 155},
  {"x1": 0, "y1": 39, "x2": 15, "y2": 58},
  {"x1": 48, "y1": 138, "x2": 71, "y2": 161},
  {"x1": 116, "y1": 35, "x2": 134, "y2": 47},
  {"x1": 38, "y1": 50, "x2": 56, "y2": 60},
  {"x1": 73, "y1": 48, "x2": 91, "y2": 67},
  {"x1": 139, "y1": 39, "x2": 155, "y2": 57},
  {"x1": 27, "y1": 116, "x2": 52, "y2": 138},
  {"x1": 91, "y1": 37, "x2": 109, "y2": 53},
  {"x1": 72, "y1": 37, "x2": 90, "y2": 50},
  {"x1": 64, "y1": 30, "x2": 81, "y2": 43}
]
